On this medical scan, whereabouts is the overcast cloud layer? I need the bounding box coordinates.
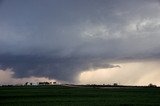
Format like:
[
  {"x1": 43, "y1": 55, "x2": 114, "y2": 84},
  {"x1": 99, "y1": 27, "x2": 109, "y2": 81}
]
[{"x1": 0, "y1": 0, "x2": 160, "y2": 83}]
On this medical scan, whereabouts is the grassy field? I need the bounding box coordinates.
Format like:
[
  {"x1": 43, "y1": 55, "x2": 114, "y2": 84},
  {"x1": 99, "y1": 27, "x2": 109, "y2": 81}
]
[{"x1": 0, "y1": 85, "x2": 160, "y2": 106}]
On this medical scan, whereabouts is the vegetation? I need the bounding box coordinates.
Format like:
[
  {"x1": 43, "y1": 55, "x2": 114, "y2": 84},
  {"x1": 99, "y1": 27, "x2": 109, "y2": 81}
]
[{"x1": 0, "y1": 85, "x2": 160, "y2": 106}]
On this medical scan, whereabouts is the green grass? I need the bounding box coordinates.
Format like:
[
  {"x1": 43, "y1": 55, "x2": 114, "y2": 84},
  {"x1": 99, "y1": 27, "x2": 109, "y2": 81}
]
[{"x1": 0, "y1": 85, "x2": 160, "y2": 106}]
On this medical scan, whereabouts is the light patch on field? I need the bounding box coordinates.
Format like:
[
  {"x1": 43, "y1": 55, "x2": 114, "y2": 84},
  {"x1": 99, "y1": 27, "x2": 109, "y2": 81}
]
[
  {"x1": 0, "y1": 69, "x2": 56, "y2": 85},
  {"x1": 79, "y1": 61, "x2": 160, "y2": 86}
]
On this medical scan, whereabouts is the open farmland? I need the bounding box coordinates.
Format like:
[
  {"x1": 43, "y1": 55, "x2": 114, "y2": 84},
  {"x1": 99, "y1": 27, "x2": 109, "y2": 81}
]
[{"x1": 0, "y1": 85, "x2": 160, "y2": 106}]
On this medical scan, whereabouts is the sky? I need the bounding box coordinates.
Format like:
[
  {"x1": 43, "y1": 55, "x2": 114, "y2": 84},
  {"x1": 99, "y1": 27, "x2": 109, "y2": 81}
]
[{"x1": 0, "y1": 0, "x2": 160, "y2": 85}]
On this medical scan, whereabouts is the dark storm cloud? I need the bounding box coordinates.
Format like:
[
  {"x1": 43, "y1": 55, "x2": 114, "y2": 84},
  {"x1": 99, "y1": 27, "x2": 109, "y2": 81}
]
[
  {"x1": 0, "y1": 0, "x2": 160, "y2": 82},
  {"x1": 0, "y1": 54, "x2": 119, "y2": 82}
]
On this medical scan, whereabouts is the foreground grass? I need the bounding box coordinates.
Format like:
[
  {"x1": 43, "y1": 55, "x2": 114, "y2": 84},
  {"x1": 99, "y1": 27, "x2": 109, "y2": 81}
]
[{"x1": 0, "y1": 85, "x2": 160, "y2": 106}]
